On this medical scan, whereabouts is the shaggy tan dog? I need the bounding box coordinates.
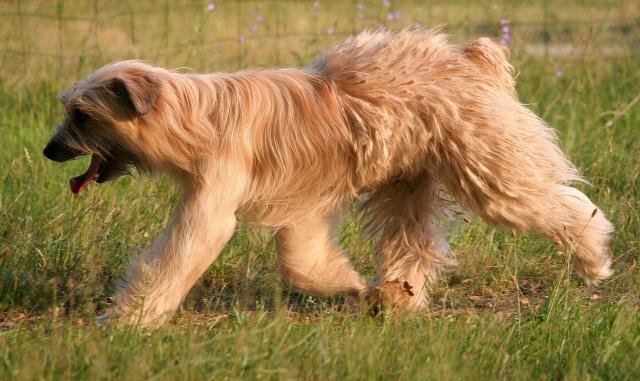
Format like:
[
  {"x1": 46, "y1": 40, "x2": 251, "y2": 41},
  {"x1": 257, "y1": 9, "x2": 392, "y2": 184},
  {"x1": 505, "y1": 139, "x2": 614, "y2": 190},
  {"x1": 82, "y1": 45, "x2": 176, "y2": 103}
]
[{"x1": 43, "y1": 28, "x2": 613, "y2": 326}]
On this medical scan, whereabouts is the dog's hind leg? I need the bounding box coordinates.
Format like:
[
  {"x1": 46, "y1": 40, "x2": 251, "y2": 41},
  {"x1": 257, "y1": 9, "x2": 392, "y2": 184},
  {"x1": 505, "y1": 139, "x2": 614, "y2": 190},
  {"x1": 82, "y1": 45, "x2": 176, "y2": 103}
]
[
  {"x1": 361, "y1": 176, "x2": 451, "y2": 311},
  {"x1": 431, "y1": 93, "x2": 614, "y2": 284},
  {"x1": 275, "y1": 213, "x2": 366, "y2": 297},
  {"x1": 449, "y1": 178, "x2": 613, "y2": 284}
]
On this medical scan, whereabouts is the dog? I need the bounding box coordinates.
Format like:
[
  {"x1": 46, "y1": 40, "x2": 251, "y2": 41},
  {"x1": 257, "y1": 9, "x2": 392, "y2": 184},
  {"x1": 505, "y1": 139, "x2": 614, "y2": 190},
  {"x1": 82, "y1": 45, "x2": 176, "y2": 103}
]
[{"x1": 43, "y1": 28, "x2": 614, "y2": 327}]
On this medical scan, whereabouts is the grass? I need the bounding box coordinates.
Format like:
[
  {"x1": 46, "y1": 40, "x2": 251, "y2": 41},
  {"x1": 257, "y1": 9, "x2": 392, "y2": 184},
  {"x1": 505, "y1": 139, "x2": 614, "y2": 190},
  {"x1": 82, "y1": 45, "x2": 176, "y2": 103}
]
[
  {"x1": 1, "y1": 305, "x2": 638, "y2": 380},
  {"x1": 0, "y1": 0, "x2": 639, "y2": 380}
]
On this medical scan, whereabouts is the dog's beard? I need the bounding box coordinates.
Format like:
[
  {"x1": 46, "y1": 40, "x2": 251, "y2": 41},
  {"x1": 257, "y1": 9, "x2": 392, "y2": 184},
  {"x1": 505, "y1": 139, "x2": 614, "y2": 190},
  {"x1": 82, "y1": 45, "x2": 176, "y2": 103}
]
[{"x1": 69, "y1": 152, "x2": 134, "y2": 195}]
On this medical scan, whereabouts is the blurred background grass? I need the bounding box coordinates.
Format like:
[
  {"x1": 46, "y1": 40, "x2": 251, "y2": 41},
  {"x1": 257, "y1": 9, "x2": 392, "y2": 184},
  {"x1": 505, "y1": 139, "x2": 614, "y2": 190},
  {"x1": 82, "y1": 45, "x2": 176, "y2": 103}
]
[
  {"x1": 0, "y1": 0, "x2": 638, "y2": 82},
  {"x1": 0, "y1": 1, "x2": 639, "y2": 379}
]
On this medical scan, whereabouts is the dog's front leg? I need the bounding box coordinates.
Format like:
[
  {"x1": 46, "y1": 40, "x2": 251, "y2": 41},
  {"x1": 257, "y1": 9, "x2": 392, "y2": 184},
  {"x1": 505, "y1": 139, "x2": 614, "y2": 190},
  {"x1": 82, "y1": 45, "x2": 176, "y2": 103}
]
[{"x1": 109, "y1": 187, "x2": 238, "y2": 327}]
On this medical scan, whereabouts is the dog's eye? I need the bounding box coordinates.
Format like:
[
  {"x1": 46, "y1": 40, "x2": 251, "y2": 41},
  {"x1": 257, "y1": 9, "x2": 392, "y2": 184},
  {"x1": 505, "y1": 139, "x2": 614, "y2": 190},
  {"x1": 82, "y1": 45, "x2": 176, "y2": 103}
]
[{"x1": 72, "y1": 109, "x2": 89, "y2": 126}]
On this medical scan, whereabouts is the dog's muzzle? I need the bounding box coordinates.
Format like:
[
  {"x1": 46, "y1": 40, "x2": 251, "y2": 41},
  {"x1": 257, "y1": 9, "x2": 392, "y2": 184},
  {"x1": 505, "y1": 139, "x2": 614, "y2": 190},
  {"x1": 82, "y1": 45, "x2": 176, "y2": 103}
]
[
  {"x1": 43, "y1": 137, "x2": 82, "y2": 162},
  {"x1": 43, "y1": 134, "x2": 134, "y2": 194}
]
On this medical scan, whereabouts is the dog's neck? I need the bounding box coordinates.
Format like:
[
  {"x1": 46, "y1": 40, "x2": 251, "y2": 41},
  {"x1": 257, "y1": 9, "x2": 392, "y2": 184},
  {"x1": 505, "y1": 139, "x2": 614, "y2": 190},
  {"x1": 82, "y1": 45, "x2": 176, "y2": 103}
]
[
  {"x1": 152, "y1": 68, "x2": 354, "y2": 209},
  {"x1": 167, "y1": 66, "x2": 343, "y2": 151}
]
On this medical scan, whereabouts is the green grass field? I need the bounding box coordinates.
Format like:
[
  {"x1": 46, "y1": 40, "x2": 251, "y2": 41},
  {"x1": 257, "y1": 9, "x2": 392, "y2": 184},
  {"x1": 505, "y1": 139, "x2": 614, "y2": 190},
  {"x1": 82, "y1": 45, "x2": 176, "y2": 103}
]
[{"x1": 0, "y1": 1, "x2": 639, "y2": 379}]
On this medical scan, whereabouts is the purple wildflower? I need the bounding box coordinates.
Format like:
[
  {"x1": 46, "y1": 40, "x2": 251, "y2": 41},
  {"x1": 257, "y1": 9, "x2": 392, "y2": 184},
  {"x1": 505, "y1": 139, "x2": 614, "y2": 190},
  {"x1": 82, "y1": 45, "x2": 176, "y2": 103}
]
[
  {"x1": 382, "y1": 0, "x2": 391, "y2": 8},
  {"x1": 327, "y1": 26, "x2": 335, "y2": 35},
  {"x1": 394, "y1": 11, "x2": 403, "y2": 20},
  {"x1": 256, "y1": 14, "x2": 264, "y2": 24},
  {"x1": 386, "y1": 11, "x2": 394, "y2": 21},
  {"x1": 250, "y1": 25, "x2": 258, "y2": 33},
  {"x1": 206, "y1": 2, "x2": 216, "y2": 11},
  {"x1": 555, "y1": 68, "x2": 564, "y2": 78},
  {"x1": 313, "y1": 1, "x2": 320, "y2": 10},
  {"x1": 237, "y1": 35, "x2": 245, "y2": 44},
  {"x1": 356, "y1": 3, "x2": 365, "y2": 20},
  {"x1": 499, "y1": 18, "x2": 511, "y2": 45}
]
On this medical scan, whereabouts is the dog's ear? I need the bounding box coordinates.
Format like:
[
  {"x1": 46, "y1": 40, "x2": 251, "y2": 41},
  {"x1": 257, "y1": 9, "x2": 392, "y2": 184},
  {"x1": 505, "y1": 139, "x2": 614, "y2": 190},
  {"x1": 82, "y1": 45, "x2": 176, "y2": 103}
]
[{"x1": 108, "y1": 71, "x2": 160, "y2": 116}]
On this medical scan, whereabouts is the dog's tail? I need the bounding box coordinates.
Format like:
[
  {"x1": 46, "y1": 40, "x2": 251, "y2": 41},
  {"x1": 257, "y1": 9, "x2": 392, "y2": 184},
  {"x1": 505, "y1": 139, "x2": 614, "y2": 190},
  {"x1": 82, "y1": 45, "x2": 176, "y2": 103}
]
[{"x1": 463, "y1": 37, "x2": 516, "y2": 97}]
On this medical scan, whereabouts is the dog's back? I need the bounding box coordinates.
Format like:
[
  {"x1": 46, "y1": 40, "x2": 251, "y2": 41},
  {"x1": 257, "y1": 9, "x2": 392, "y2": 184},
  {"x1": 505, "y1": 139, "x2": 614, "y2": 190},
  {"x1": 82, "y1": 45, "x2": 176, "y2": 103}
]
[
  {"x1": 311, "y1": 29, "x2": 517, "y2": 187},
  {"x1": 313, "y1": 28, "x2": 514, "y2": 98}
]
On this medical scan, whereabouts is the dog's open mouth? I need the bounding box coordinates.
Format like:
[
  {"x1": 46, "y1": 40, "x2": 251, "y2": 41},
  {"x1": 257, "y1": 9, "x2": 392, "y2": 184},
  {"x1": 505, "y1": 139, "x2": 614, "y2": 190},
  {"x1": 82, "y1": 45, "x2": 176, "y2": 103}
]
[
  {"x1": 69, "y1": 154, "x2": 102, "y2": 194},
  {"x1": 69, "y1": 153, "x2": 130, "y2": 194}
]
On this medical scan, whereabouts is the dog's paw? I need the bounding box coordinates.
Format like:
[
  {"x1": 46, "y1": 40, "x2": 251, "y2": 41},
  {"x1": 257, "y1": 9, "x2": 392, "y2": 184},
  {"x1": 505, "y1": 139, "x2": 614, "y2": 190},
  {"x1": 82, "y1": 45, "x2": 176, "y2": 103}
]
[{"x1": 364, "y1": 279, "x2": 415, "y2": 315}]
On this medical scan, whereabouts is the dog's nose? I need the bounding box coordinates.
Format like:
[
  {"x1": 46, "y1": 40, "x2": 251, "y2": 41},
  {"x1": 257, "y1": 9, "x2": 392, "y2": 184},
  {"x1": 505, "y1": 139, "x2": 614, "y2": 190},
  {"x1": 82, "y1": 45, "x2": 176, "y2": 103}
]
[
  {"x1": 43, "y1": 142, "x2": 57, "y2": 161},
  {"x1": 43, "y1": 140, "x2": 79, "y2": 162}
]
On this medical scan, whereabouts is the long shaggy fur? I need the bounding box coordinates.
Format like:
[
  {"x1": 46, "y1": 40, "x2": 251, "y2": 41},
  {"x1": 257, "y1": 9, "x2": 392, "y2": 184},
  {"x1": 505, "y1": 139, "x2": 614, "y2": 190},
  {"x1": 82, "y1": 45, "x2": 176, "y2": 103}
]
[{"x1": 47, "y1": 28, "x2": 614, "y2": 326}]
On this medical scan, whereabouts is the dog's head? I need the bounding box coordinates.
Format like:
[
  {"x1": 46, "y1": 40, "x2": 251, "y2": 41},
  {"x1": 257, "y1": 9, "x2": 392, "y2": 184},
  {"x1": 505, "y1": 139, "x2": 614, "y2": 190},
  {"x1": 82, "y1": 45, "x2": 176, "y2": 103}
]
[{"x1": 43, "y1": 61, "x2": 163, "y2": 194}]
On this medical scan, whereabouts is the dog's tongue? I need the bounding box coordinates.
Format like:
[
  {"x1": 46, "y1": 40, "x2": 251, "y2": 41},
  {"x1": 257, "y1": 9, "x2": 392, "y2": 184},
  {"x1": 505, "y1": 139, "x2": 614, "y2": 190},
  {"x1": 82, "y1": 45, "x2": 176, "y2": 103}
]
[{"x1": 69, "y1": 154, "x2": 102, "y2": 195}]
